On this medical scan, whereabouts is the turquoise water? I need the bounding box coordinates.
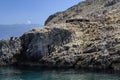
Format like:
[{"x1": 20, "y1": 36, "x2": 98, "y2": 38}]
[{"x1": 0, "y1": 67, "x2": 120, "y2": 80}]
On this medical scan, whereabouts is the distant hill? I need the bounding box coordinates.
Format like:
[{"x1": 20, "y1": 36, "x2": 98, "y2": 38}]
[{"x1": 0, "y1": 24, "x2": 40, "y2": 39}]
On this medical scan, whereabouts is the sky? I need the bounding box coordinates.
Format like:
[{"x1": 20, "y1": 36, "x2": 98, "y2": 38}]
[{"x1": 0, "y1": 0, "x2": 84, "y2": 25}]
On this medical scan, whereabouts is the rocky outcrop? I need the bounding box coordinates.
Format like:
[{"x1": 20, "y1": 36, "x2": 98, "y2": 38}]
[
  {"x1": 104, "y1": 0, "x2": 120, "y2": 7},
  {"x1": 39, "y1": 20, "x2": 120, "y2": 70},
  {"x1": 44, "y1": 0, "x2": 105, "y2": 25},
  {"x1": 19, "y1": 26, "x2": 72, "y2": 61},
  {"x1": 0, "y1": 37, "x2": 21, "y2": 65},
  {"x1": 45, "y1": 0, "x2": 120, "y2": 26},
  {"x1": 17, "y1": 17, "x2": 120, "y2": 70},
  {"x1": 0, "y1": 0, "x2": 120, "y2": 71}
]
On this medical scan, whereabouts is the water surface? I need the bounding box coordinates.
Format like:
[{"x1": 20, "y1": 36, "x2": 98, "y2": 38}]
[
  {"x1": 0, "y1": 67, "x2": 120, "y2": 80},
  {"x1": 0, "y1": 24, "x2": 40, "y2": 39}
]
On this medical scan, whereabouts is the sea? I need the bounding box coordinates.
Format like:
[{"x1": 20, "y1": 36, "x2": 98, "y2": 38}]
[
  {"x1": 0, "y1": 24, "x2": 120, "y2": 80},
  {"x1": 0, "y1": 67, "x2": 120, "y2": 80},
  {"x1": 0, "y1": 24, "x2": 40, "y2": 39}
]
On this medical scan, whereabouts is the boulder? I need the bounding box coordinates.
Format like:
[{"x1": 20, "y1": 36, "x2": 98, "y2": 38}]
[{"x1": 19, "y1": 27, "x2": 72, "y2": 61}]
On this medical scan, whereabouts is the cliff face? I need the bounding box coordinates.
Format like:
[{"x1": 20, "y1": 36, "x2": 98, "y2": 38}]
[
  {"x1": 0, "y1": 0, "x2": 120, "y2": 70},
  {"x1": 19, "y1": 26, "x2": 72, "y2": 61}
]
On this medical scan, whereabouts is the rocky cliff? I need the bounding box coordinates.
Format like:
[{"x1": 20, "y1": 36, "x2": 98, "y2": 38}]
[
  {"x1": 45, "y1": 0, "x2": 120, "y2": 26},
  {"x1": 0, "y1": 0, "x2": 120, "y2": 70}
]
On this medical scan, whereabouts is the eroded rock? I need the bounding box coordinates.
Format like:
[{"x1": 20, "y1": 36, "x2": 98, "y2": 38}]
[{"x1": 0, "y1": 38, "x2": 21, "y2": 65}]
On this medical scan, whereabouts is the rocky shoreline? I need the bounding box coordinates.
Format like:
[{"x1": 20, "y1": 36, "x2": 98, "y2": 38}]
[{"x1": 0, "y1": 0, "x2": 120, "y2": 71}]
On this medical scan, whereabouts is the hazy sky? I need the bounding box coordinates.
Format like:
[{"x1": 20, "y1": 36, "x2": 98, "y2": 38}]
[{"x1": 0, "y1": 0, "x2": 84, "y2": 25}]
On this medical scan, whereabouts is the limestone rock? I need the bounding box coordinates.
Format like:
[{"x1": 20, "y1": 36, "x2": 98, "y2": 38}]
[
  {"x1": 19, "y1": 26, "x2": 72, "y2": 61},
  {"x1": 0, "y1": 37, "x2": 21, "y2": 65}
]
